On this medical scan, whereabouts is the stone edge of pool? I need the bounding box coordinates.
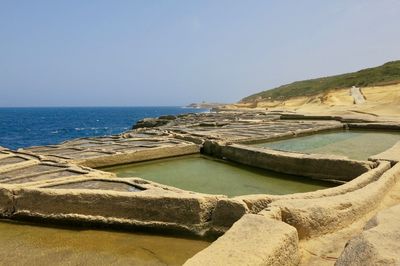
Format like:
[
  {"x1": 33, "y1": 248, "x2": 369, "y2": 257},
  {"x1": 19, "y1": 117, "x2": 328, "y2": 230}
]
[{"x1": 0, "y1": 111, "x2": 399, "y2": 265}]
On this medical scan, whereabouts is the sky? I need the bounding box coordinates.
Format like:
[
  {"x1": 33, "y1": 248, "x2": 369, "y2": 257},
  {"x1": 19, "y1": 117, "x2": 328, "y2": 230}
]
[{"x1": 1, "y1": 0, "x2": 399, "y2": 107}]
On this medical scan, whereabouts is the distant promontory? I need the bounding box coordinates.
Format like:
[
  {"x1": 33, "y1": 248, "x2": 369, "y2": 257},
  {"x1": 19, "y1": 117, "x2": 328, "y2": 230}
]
[{"x1": 186, "y1": 102, "x2": 227, "y2": 109}]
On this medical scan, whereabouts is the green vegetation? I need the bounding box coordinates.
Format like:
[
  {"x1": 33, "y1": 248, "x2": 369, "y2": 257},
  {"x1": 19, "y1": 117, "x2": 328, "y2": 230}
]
[{"x1": 242, "y1": 60, "x2": 400, "y2": 102}]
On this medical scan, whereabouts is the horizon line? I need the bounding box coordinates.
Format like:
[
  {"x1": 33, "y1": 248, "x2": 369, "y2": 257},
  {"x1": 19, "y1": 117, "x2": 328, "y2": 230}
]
[{"x1": 0, "y1": 105, "x2": 193, "y2": 108}]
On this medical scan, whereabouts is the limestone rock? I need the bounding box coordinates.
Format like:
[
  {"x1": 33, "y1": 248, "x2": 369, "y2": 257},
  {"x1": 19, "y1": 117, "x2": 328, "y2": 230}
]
[
  {"x1": 185, "y1": 214, "x2": 299, "y2": 266},
  {"x1": 158, "y1": 115, "x2": 176, "y2": 120},
  {"x1": 211, "y1": 198, "x2": 249, "y2": 227},
  {"x1": 132, "y1": 117, "x2": 172, "y2": 129},
  {"x1": 270, "y1": 162, "x2": 400, "y2": 238},
  {"x1": 336, "y1": 204, "x2": 400, "y2": 266},
  {"x1": 0, "y1": 187, "x2": 14, "y2": 216},
  {"x1": 221, "y1": 144, "x2": 375, "y2": 181}
]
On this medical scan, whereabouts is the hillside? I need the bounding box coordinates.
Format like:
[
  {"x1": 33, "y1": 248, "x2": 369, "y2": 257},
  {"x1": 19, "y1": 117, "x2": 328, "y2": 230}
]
[{"x1": 241, "y1": 60, "x2": 400, "y2": 102}]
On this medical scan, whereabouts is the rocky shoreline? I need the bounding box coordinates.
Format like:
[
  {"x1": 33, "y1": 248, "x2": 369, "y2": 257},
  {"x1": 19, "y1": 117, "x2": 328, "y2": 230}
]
[{"x1": 0, "y1": 110, "x2": 399, "y2": 265}]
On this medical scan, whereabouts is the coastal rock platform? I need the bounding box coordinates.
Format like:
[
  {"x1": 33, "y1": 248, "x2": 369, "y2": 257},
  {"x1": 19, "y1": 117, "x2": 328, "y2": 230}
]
[{"x1": 1, "y1": 110, "x2": 400, "y2": 265}]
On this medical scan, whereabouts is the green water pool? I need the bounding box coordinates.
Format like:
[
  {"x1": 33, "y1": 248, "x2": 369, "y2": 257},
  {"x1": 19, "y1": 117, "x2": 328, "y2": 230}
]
[
  {"x1": 0, "y1": 220, "x2": 209, "y2": 266},
  {"x1": 104, "y1": 155, "x2": 334, "y2": 197},
  {"x1": 251, "y1": 130, "x2": 400, "y2": 161}
]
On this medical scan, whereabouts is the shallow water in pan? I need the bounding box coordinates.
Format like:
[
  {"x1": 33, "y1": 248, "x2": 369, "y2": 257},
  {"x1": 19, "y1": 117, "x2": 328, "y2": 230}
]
[
  {"x1": 251, "y1": 130, "x2": 400, "y2": 161},
  {"x1": 0, "y1": 220, "x2": 210, "y2": 266},
  {"x1": 105, "y1": 155, "x2": 334, "y2": 197}
]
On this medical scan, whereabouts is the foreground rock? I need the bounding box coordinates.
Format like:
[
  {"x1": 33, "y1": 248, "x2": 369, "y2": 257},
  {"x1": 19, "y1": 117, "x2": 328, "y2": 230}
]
[
  {"x1": 185, "y1": 214, "x2": 299, "y2": 266},
  {"x1": 336, "y1": 204, "x2": 400, "y2": 265}
]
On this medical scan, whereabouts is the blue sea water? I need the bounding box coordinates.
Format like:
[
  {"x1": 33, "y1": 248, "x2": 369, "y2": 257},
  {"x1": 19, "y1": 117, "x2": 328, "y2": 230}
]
[{"x1": 0, "y1": 107, "x2": 206, "y2": 150}]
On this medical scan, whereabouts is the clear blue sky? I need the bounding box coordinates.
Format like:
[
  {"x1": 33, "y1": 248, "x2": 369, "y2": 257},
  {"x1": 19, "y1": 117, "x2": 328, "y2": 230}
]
[{"x1": 1, "y1": 1, "x2": 399, "y2": 107}]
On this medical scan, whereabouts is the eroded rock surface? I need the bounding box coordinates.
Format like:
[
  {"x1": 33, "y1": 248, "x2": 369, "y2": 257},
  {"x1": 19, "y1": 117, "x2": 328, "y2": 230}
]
[
  {"x1": 336, "y1": 204, "x2": 400, "y2": 265},
  {"x1": 185, "y1": 214, "x2": 299, "y2": 266},
  {"x1": 0, "y1": 110, "x2": 399, "y2": 264}
]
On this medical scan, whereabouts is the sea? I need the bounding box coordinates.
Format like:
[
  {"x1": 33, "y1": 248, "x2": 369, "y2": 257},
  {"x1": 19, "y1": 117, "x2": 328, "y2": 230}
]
[{"x1": 0, "y1": 107, "x2": 206, "y2": 150}]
